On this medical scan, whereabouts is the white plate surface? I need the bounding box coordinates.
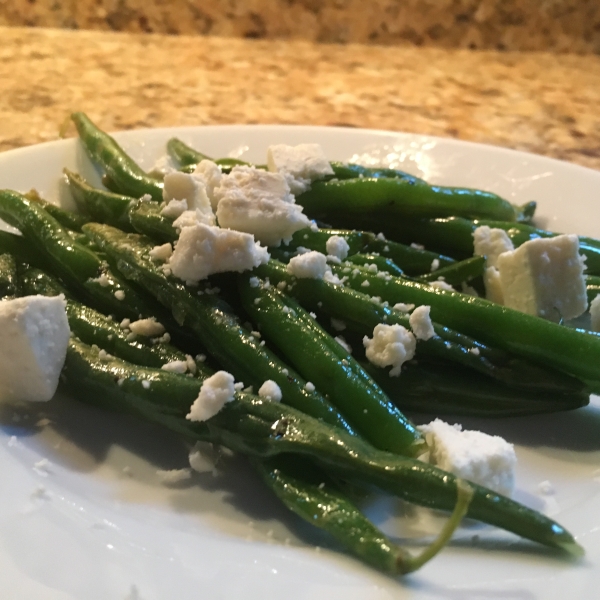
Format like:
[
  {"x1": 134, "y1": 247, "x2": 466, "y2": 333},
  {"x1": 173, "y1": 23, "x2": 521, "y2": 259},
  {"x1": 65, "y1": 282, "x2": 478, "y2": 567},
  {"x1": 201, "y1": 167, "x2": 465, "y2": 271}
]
[{"x1": 0, "y1": 125, "x2": 599, "y2": 600}]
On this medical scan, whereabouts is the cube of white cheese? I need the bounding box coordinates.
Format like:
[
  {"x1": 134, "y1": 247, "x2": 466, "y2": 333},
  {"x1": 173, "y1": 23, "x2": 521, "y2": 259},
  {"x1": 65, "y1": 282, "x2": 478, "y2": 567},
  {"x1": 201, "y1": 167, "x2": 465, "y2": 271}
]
[
  {"x1": 418, "y1": 419, "x2": 516, "y2": 497},
  {"x1": 267, "y1": 144, "x2": 334, "y2": 195},
  {"x1": 216, "y1": 195, "x2": 311, "y2": 247},
  {"x1": 0, "y1": 295, "x2": 70, "y2": 402},
  {"x1": 168, "y1": 223, "x2": 270, "y2": 282},
  {"x1": 496, "y1": 234, "x2": 587, "y2": 321}
]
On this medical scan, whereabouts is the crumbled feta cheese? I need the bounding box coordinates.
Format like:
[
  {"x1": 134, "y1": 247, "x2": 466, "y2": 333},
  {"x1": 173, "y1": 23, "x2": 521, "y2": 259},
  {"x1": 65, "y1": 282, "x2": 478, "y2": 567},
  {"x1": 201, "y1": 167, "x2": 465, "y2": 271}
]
[
  {"x1": 98, "y1": 349, "x2": 112, "y2": 361},
  {"x1": 473, "y1": 226, "x2": 515, "y2": 302},
  {"x1": 168, "y1": 223, "x2": 269, "y2": 282},
  {"x1": 129, "y1": 317, "x2": 165, "y2": 337},
  {"x1": 323, "y1": 270, "x2": 343, "y2": 285},
  {"x1": 409, "y1": 305, "x2": 435, "y2": 340},
  {"x1": 0, "y1": 295, "x2": 70, "y2": 402},
  {"x1": 418, "y1": 419, "x2": 516, "y2": 497},
  {"x1": 287, "y1": 251, "x2": 328, "y2": 279},
  {"x1": 156, "y1": 468, "x2": 192, "y2": 485},
  {"x1": 496, "y1": 234, "x2": 587, "y2": 321},
  {"x1": 151, "y1": 154, "x2": 176, "y2": 176},
  {"x1": 335, "y1": 336, "x2": 352, "y2": 354},
  {"x1": 410, "y1": 242, "x2": 424, "y2": 250},
  {"x1": 185, "y1": 355, "x2": 197, "y2": 374},
  {"x1": 330, "y1": 318, "x2": 346, "y2": 331},
  {"x1": 266, "y1": 143, "x2": 334, "y2": 194},
  {"x1": 325, "y1": 235, "x2": 350, "y2": 261},
  {"x1": 149, "y1": 243, "x2": 173, "y2": 262},
  {"x1": 214, "y1": 165, "x2": 294, "y2": 205},
  {"x1": 160, "y1": 198, "x2": 188, "y2": 219},
  {"x1": 538, "y1": 480, "x2": 555, "y2": 495},
  {"x1": 473, "y1": 226, "x2": 515, "y2": 267},
  {"x1": 216, "y1": 194, "x2": 310, "y2": 246},
  {"x1": 258, "y1": 380, "x2": 282, "y2": 402},
  {"x1": 304, "y1": 381, "x2": 316, "y2": 392},
  {"x1": 163, "y1": 171, "x2": 214, "y2": 219},
  {"x1": 361, "y1": 280, "x2": 370, "y2": 287},
  {"x1": 161, "y1": 360, "x2": 188, "y2": 374},
  {"x1": 429, "y1": 280, "x2": 454, "y2": 292},
  {"x1": 186, "y1": 371, "x2": 236, "y2": 422},
  {"x1": 590, "y1": 294, "x2": 600, "y2": 331},
  {"x1": 483, "y1": 267, "x2": 505, "y2": 304},
  {"x1": 249, "y1": 276, "x2": 260, "y2": 288},
  {"x1": 89, "y1": 273, "x2": 111, "y2": 287},
  {"x1": 393, "y1": 302, "x2": 415, "y2": 313},
  {"x1": 430, "y1": 258, "x2": 440, "y2": 272},
  {"x1": 363, "y1": 323, "x2": 416, "y2": 376},
  {"x1": 114, "y1": 290, "x2": 125, "y2": 301},
  {"x1": 192, "y1": 160, "x2": 223, "y2": 210},
  {"x1": 173, "y1": 207, "x2": 215, "y2": 229},
  {"x1": 188, "y1": 441, "x2": 217, "y2": 473}
]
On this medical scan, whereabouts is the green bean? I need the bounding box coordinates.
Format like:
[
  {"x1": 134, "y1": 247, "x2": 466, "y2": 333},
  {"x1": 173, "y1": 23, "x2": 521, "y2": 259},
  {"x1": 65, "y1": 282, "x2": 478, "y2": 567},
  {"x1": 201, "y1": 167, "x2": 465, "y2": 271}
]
[
  {"x1": 364, "y1": 359, "x2": 588, "y2": 417},
  {"x1": 128, "y1": 199, "x2": 178, "y2": 243},
  {"x1": 0, "y1": 253, "x2": 18, "y2": 299},
  {"x1": 417, "y1": 255, "x2": 485, "y2": 286},
  {"x1": 24, "y1": 189, "x2": 90, "y2": 232},
  {"x1": 345, "y1": 253, "x2": 405, "y2": 277},
  {"x1": 277, "y1": 227, "x2": 454, "y2": 276},
  {"x1": 18, "y1": 264, "x2": 210, "y2": 376},
  {"x1": 256, "y1": 260, "x2": 587, "y2": 399},
  {"x1": 253, "y1": 455, "x2": 472, "y2": 575},
  {"x1": 167, "y1": 138, "x2": 255, "y2": 171},
  {"x1": 71, "y1": 112, "x2": 163, "y2": 201},
  {"x1": 62, "y1": 336, "x2": 580, "y2": 556},
  {"x1": 296, "y1": 178, "x2": 521, "y2": 223},
  {"x1": 64, "y1": 169, "x2": 136, "y2": 232},
  {"x1": 336, "y1": 263, "x2": 600, "y2": 391},
  {"x1": 167, "y1": 137, "x2": 425, "y2": 184},
  {"x1": 379, "y1": 216, "x2": 600, "y2": 275},
  {"x1": 238, "y1": 273, "x2": 423, "y2": 455},
  {"x1": 82, "y1": 222, "x2": 355, "y2": 434}
]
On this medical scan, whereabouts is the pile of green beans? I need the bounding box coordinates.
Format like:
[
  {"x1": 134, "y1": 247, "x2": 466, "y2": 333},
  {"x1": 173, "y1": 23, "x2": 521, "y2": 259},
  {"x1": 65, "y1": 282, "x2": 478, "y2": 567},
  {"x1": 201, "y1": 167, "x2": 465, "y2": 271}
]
[{"x1": 0, "y1": 112, "x2": 592, "y2": 575}]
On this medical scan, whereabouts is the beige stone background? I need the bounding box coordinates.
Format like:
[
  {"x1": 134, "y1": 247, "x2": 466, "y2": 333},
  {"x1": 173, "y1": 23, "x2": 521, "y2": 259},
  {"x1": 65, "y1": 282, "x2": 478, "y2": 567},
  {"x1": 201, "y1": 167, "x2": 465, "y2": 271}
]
[{"x1": 1, "y1": 0, "x2": 599, "y2": 53}]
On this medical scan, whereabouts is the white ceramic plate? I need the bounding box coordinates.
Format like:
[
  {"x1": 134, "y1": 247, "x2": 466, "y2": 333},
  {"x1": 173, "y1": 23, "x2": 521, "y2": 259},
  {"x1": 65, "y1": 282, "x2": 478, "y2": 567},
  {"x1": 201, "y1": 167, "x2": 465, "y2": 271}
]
[{"x1": 0, "y1": 125, "x2": 599, "y2": 600}]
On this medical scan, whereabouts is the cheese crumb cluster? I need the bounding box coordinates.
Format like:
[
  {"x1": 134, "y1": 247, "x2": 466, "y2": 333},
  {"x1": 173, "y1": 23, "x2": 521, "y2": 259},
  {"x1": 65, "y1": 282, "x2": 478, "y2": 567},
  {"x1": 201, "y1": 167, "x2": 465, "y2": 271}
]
[
  {"x1": 186, "y1": 370, "x2": 236, "y2": 422},
  {"x1": 418, "y1": 419, "x2": 517, "y2": 497},
  {"x1": 409, "y1": 305, "x2": 435, "y2": 340},
  {"x1": 258, "y1": 379, "x2": 283, "y2": 402},
  {"x1": 161, "y1": 144, "x2": 336, "y2": 283},
  {"x1": 266, "y1": 143, "x2": 334, "y2": 195},
  {"x1": 363, "y1": 323, "x2": 416, "y2": 376}
]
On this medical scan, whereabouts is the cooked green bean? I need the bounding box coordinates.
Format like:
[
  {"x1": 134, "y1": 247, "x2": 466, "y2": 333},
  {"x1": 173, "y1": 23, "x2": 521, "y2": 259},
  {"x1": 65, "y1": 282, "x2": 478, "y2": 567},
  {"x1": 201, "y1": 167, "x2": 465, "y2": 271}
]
[
  {"x1": 71, "y1": 112, "x2": 163, "y2": 201},
  {"x1": 62, "y1": 336, "x2": 580, "y2": 556}
]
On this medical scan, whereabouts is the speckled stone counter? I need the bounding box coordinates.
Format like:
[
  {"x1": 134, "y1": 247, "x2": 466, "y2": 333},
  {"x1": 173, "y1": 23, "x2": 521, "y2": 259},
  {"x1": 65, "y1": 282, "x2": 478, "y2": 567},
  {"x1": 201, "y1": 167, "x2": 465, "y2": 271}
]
[
  {"x1": 1, "y1": 27, "x2": 599, "y2": 171},
  {"x1": 2, "y1": 0, "x2": 599, "y2": 53}
]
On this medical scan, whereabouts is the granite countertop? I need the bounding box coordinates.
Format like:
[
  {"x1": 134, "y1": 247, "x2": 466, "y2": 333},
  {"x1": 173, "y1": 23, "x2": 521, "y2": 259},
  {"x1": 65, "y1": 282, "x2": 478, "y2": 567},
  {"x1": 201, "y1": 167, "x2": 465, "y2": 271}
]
[{"x1": 1, "y1": 26, "x2": 599, "y2": 171}]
